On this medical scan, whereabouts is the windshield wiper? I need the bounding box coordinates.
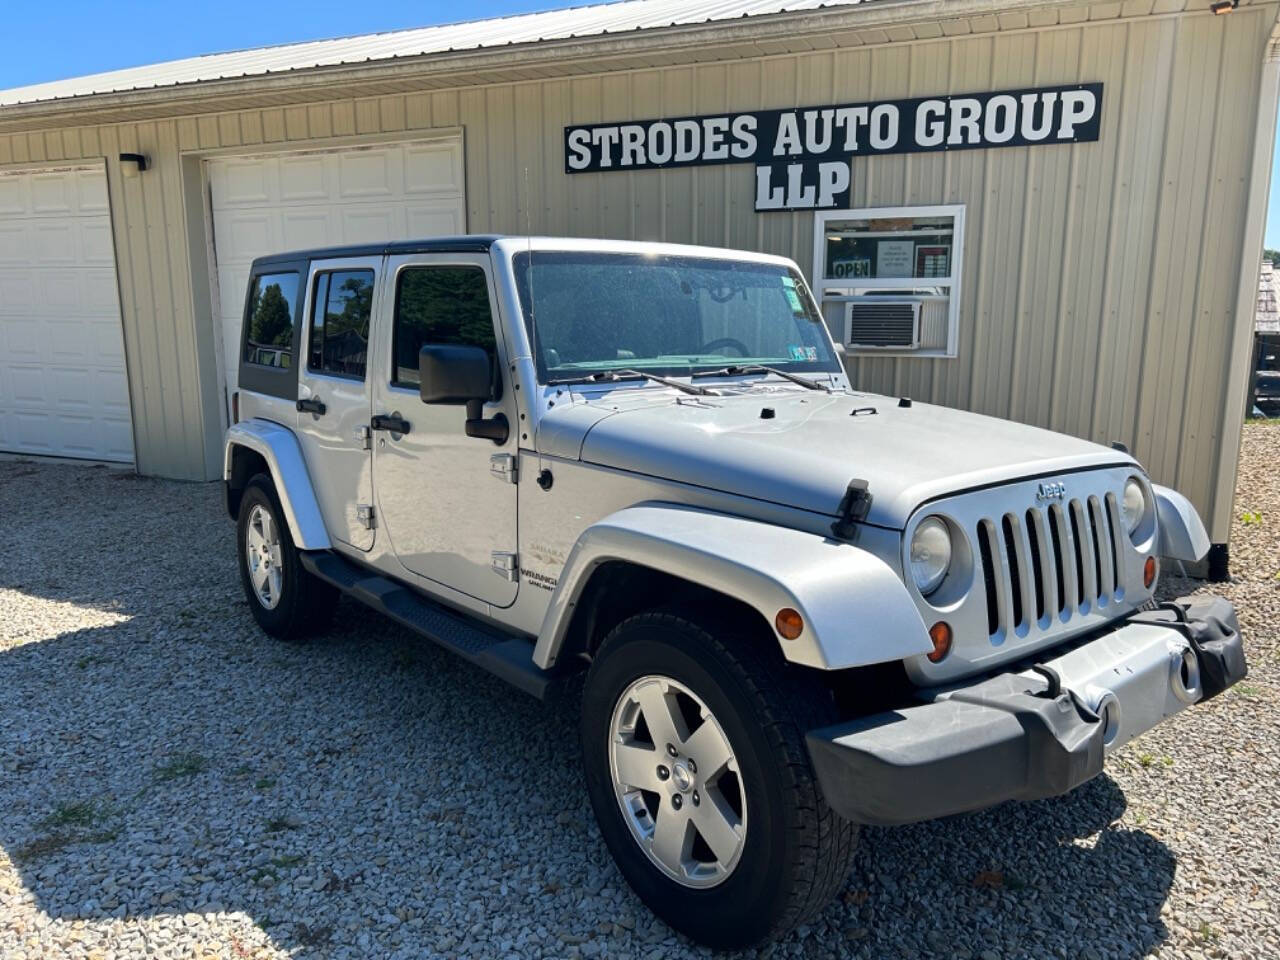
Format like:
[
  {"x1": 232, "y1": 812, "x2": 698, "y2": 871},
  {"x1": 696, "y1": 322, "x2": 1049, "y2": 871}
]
[
  {"x1": 691, "y1": 364, "x2": 831, "y2": 392},
  {"x1": 574, "y1": 369, "x2": 719, "y2": 397}
]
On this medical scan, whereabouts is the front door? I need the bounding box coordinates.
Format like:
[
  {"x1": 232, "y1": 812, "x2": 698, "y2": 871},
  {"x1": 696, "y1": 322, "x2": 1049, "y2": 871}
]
[
  {"x1": 370, "y1": 254, "x2": 519, "y2": 607},
  {"x1": 296, "y1": 257, "x2": 379, "y2": 551}
]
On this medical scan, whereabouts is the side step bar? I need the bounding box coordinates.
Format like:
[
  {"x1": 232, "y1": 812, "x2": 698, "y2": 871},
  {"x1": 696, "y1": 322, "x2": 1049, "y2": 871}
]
[{"x1": 299, "y1": 550, "x2": 562, "y2": 699}]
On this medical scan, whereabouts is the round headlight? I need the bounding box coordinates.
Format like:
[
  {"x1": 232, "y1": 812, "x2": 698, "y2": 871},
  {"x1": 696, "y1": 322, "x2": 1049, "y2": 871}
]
[
  {"x1": 1121, "y1": 477, "x2": 1148, "y2": 535},
  {"x1": 910, "y1": 516, "x2": 953, "y2": 597}
]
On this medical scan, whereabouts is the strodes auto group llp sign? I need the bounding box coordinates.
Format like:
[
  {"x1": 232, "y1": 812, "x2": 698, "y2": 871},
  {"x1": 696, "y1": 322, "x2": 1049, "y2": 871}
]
[{"x1": 564, "y1": 83, "x2": 1103, "y2": 211}]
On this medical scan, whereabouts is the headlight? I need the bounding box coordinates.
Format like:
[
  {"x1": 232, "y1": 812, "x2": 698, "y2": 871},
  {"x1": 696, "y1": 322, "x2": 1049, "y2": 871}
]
[
  {"x1": 910, "y1": 516, "x2": 953, "y2": 597},
  {"x1": 1121, "y1": 477, "x2": 1148, "y2": 536}
]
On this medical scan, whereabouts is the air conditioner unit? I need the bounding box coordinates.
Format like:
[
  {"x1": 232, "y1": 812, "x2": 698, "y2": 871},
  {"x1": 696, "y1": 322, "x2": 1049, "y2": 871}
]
[{"x1": 842, "y1": 295, "x2": 949, "y2": 351}]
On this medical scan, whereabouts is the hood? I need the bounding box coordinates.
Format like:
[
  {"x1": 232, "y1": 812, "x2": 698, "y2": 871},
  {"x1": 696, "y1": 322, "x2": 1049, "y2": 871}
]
[{"x1": 540, "y1": 387, "x2": 1133, "y2": 529}]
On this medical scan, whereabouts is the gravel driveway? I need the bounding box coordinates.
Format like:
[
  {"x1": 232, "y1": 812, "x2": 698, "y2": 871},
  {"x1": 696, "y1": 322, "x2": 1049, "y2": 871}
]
[{"x1": 1, "y1": 426, "x2": 1278, "y2": 960}]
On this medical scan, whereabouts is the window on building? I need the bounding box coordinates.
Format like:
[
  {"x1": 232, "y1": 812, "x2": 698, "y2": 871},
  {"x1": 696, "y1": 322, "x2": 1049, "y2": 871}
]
[
  {"x1": 811, "y1": 205, "x2": 965, "y2": 357},
  {"x1": 243, "y1": 271, "x2": 300, "y2": 368},
  {"x1": 307, "y1": 269, "x2": 374, "y2": 379},
  {"x1": 392, "y1": 266, "x2": 496, "y2": 387}
]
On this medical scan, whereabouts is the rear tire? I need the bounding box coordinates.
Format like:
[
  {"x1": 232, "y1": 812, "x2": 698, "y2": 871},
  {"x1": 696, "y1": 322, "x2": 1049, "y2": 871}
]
[
  {"x1": 581, "y1": 610, "x2": 858, "y2": 948},
  {"x1": 235, "y1": 474, "x2": 337, "y2": 641}
]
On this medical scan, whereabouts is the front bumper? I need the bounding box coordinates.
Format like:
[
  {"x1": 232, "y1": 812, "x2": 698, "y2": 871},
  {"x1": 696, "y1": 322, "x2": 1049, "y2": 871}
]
[{"x1": 807, "y1": 596, "x2": 1246, "y2": 827}]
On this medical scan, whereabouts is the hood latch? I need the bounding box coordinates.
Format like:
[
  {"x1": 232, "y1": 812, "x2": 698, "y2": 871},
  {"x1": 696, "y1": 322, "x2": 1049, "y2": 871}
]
[{"x1": 831, "y1": 478, "x2": 873, "y2": 541}]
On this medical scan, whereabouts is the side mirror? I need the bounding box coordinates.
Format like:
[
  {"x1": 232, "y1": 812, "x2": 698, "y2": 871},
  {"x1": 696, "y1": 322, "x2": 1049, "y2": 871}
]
[
  {"x1": 417, "y1": 344, "x2": 509, "y2": 445},
  {"x1": 418, "y1": 344, "x2": 492, "y2": 405}
]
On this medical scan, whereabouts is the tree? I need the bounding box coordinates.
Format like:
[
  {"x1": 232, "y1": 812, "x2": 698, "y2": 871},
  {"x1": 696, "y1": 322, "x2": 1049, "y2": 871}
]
[
  {"x1": 1264, "y1": 248, "x2": 1280, "y2": 267},
  {"x1": 249, "y1": 283, "x2": 293, "y2": 347}
]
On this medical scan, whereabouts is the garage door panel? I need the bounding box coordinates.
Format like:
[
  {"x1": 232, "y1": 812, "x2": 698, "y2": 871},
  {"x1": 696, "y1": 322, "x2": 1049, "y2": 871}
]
[
  {"x1": 31, "y1": 175, "x2": 73, "y2": 215},
  {"x1": 222, "y1": 213, "x2": 279, "y2": 264},
  {"x1": 0, "y1": 273, "x2": 35, "y2": 312},
  {"x1": 0, "y1": 179, "x2": 24, "y2": 215},
  {"x1": 81, "y1": 220, "x2": 117, "y2": 264},
  {"x1": 0, "y1": 223, "x2": 28, "y2": 263},
  {"x1": 210, "y1": 137, "x2": 465, "y2": 397},
  {"x1": 40, "y1": 274, "x2": 82, "y2": 314},
  {"x1": 78, "y1": 172, "x2": 109, "y2": 214},
  {"x1": 34, "y1": 222, "x2": 75, "y2": 263},
  {"x1": 0, "y1": 163, "x2": 133, "y2": 462},
  {"x1": 338, "y1": 150, "x2": 397, "y2": 199},
  {"x1": 405, "y1": 144, "x2": 464, "y2": 195},
  {"x1": 278, "y1": 155, "x2": 329, "y2": 202},
  {"x1": 81, "y1": 269, "x2": 121, "y2": 314},
  {"x1": 10, "y1": 366, "x2": 46, "y2": 403},
  {"x1": 212, "y1": 159, "x2": 272, "y2": 206},
  {"x1": 281, "y1": 210, "x2": 334, "y2": 250},
  {"x1": 408, "y1": 205, "x2": 464, "y2": 236},
  {"x1": 3, "y1": 322, "x2": 42, "y2": 359},
  {"x1": 340, "y1": 207, "x2": 399, "y2": 243}
]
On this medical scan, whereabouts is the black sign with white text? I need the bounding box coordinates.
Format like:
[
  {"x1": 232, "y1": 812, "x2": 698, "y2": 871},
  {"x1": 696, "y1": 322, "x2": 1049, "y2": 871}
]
[{"x1": 563, "y1": 83, "x2": 1103, "y2": 211}]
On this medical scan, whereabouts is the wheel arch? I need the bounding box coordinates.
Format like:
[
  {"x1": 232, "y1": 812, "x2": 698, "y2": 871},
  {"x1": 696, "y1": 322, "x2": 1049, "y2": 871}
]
[
  {"x1": 223, "y1": 420, "x2": 331, "y2": 550},
  {"x1": 552, "y1": 561, "x2": 769, "y2": 668},
  {"x1": 532, "y1": 504, "x2": 931, "y2": 672}
]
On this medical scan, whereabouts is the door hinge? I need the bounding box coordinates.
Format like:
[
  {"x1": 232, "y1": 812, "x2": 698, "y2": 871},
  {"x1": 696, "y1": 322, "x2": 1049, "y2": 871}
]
[
  {"x1": 491, "y1": 551, "x2": 518, "y2": 582},
  {"x1": 489, "y1": 453, "x2": 518, "y2": 484},
  {"x1": 353, "y1": 425, "x2": 371, "y2": 450},
  {"x1": 357, "y1": 504, "x2": 376, "y2": 530}
]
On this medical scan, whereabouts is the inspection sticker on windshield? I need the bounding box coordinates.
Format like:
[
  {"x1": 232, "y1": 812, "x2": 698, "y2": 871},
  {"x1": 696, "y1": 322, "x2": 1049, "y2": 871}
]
[
  {"x1": 782, "y1": 286, "x2": 805, "y2": 314},
  {"x1": 788, "y1": 345, "x2": 817, "y2": 361}
]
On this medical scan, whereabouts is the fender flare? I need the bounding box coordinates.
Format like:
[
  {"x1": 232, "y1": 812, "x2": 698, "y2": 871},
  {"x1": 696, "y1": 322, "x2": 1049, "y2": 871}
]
[
  {"x1": 1152, "y1": 483, "x2": 1210, "y2": 563},
  {"x1": 532, "y1": 503, "x2": 931, "y2": 671},
  {"x1": 223, "y1": 420, "x2": 331, "y2": 551}
]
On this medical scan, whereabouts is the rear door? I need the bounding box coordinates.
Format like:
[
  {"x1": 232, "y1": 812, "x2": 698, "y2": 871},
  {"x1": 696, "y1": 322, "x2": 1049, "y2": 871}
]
[{"x1": 296, "y1": 257, "x2": 379, "y2": 551}]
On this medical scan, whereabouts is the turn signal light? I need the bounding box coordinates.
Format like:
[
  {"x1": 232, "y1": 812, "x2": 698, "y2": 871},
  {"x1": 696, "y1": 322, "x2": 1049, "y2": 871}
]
[
  {"x1": 775, "y1": 608, "x2": 804, "y2": 640},
  {"x1": 1144, "y1": 556, "x2": 1157, "y2": 589},
  {"x1": 927, "y1": 621, "x2": 953, "y2": 663}
]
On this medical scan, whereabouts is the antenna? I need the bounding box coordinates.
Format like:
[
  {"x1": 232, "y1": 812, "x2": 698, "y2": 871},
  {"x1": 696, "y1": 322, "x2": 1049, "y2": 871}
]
[{"x1": 523, "y1": 166, "x2": 539, "y2": 380}]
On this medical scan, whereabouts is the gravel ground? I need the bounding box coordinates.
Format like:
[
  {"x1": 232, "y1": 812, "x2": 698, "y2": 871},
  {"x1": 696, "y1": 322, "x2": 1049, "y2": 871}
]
[{"x1": 0, "y1": 426, "x2": 1278, "y2": 960}]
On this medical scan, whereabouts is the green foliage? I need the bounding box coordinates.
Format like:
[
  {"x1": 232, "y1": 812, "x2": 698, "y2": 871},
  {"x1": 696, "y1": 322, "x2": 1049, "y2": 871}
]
[
  {"x1": 248, "y1": 282, "x2": 294, "y2": 348},
  {"x1": 1264, "y1": 248, "x2": 1280, "y2": 267},
  {"x1": 394, "y1": 267, "x2": 496, "y2": 380}
]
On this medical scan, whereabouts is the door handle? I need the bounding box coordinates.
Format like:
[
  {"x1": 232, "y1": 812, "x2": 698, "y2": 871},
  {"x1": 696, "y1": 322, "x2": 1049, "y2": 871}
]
[
  {"x1": 297, "y1": 397, "x2": 327, "y2": 415},
  {"x1": 371, "y1": 413, "x2": 411, "y2": 435}
]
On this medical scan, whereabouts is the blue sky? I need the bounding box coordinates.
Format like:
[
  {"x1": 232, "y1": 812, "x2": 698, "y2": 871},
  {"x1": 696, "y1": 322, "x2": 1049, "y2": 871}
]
[
  {"x1": 4, "y1": 1, "x2": 1280, "y2": 247},
  {"x1": 0, "y1": 1, "x2": 570, "y2": 89}
]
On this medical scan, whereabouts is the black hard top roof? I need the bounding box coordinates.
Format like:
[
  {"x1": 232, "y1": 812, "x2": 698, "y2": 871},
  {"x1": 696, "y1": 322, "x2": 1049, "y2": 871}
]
[{"x1": 250, "y1": 235, "x2": 503, "y2": 268}]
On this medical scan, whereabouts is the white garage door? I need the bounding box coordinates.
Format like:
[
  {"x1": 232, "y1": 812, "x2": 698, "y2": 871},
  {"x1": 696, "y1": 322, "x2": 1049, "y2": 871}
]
[
  {"x1": 0, "y1": 164, "x2": 133, "y2": 462},
  {"x1": 208, "y1": 138, "x2": 466, "y2": 398}
]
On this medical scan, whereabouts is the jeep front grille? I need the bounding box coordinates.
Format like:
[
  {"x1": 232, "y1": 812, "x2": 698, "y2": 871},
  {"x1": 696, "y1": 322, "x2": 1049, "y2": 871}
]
[{"x1": 975, "y1": 494, "x2": 1124, "y2": 640}]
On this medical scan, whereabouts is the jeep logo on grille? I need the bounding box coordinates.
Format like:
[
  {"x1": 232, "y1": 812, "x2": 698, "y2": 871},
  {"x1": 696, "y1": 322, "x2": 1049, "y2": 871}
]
[{"x1": 1036, "y1": 481, "x2": 1066, "y2": 502}]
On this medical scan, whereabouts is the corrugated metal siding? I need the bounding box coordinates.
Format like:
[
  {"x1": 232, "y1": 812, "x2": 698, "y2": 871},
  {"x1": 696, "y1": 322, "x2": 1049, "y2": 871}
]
[{"x1": 0, "y1": 4, "x2": 1271, "y2": 538}]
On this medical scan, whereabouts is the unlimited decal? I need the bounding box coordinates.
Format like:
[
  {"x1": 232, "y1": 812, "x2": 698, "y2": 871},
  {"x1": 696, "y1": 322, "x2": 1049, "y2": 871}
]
[{"x1": 564, "y1": 84, "x2": 1103, "y2": 211}]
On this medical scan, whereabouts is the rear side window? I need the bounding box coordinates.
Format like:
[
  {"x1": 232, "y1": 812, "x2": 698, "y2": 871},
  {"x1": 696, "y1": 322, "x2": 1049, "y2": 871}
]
[
  {"x1": 308, "y1": 269, "x2": 374, "y2": 379},
  {"x1": 392, "y1": 266, "x2": 496, "y2": 387},
  {"x1": 243, "y1": 271, "x2": 300, "y2": 368}
]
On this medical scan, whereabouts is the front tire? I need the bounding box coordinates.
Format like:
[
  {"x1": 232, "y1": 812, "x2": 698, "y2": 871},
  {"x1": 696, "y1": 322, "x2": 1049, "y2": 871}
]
[
  {"x1": 581, "y1": 611, "x2": 858, "y2": 948},
  {"x1": 235, "y1": 474, "x2": 336, "y2": 641}
]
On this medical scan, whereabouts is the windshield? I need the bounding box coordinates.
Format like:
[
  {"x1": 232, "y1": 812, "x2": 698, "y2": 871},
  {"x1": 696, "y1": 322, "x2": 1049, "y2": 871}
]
[{"x1": 512, "y1": 252, "x2": 841, "y2": 383}]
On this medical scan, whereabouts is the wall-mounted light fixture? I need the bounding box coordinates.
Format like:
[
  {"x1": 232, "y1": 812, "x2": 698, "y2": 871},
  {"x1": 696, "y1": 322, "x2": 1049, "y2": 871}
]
[
  {"x1": 1210, "y1": 0, "x2": 1237, "y2": 14},
  {"x1": 119, "y1": 152, "x2": 149, "y2": 177}
]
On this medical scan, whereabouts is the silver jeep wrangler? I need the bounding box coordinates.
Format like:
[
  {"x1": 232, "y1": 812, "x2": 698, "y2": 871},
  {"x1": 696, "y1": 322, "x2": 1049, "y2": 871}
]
[{"x1": 223, "y1": 236, "x2": 1246, "y2": 948}]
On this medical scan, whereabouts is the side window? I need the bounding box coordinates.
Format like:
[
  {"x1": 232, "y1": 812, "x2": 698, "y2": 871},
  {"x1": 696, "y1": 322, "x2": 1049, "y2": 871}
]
[
  {"x1": 307, "y1": 269, "x2": 374, "y2": 379},
  {"x1": 243, "y1": 271, "x2": 300, "y2": 368},
  {"x1": 393, "y1": 266, "x2": 496, "y2": 387}
]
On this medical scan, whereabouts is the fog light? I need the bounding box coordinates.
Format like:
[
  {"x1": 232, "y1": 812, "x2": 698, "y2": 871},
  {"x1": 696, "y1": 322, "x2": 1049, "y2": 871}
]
[
  {"x1": 927, "y1": 621, "x2": 952, "y2": 663},
  {"x1": 775, "y1": 608, "x2": 804, "y2": 640},
  {"x1": 1143, "y1": 556, "x2": 1157, "y2": 589}
]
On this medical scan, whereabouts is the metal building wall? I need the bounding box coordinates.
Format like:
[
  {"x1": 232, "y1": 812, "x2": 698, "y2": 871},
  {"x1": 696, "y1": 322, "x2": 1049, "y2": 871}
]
[{"x1": 0, "y1": 2, "x2": 1273, "y2": 545}]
